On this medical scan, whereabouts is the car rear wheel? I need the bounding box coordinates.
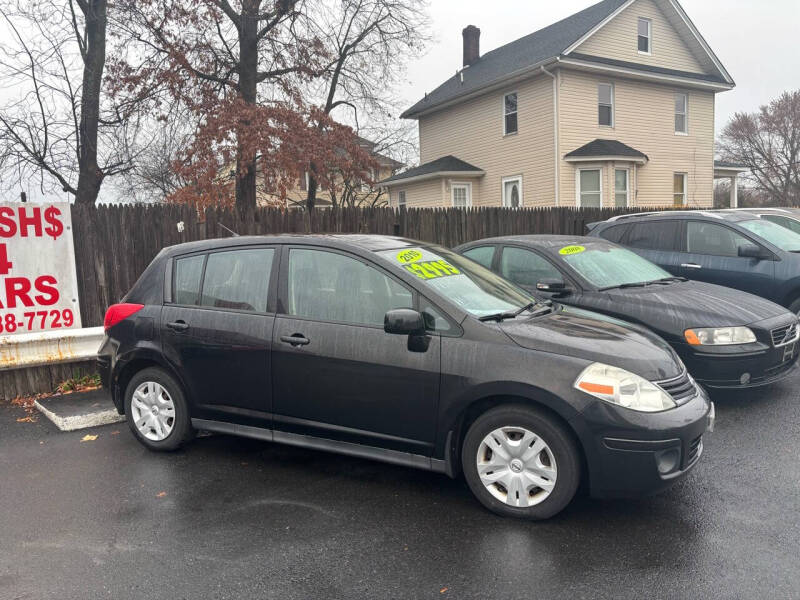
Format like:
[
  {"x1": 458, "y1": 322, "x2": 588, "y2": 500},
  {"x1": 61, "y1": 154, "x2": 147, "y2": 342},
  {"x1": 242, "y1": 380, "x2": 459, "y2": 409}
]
[
  {"x1": 461, "y1": 405, "x2": 580, "y2": 519},
  {"x1": 124, "y1": 367, "x2": 194, "y2": 451}
]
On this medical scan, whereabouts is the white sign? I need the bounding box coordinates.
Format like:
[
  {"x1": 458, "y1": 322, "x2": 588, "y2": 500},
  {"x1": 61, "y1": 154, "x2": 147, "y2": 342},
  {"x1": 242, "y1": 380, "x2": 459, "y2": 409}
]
[{"x1": 0, "y1": 202, "x2": 81, "y2": 335}]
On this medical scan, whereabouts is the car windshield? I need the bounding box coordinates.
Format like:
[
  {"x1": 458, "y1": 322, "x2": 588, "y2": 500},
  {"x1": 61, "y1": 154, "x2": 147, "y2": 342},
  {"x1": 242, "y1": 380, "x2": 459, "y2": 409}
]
[
  {"x1": 738, "y1": 219, "x2": 800, "y2": 252},
  {"x1": 560, "y1": 245, "x2": 671, "y2": 289},
  {"x1": 377, "y1": 245, "x2": 537, "y2": 318}
]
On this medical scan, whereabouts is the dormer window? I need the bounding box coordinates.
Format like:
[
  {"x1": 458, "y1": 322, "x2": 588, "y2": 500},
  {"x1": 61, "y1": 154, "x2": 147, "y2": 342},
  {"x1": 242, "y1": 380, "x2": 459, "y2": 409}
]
[
  {"x1": 638, "y1": 18, "x2": 651, "y2": 54},
  {"x1": 504, "y1": 92, "x2": 518, "y2": 135}
]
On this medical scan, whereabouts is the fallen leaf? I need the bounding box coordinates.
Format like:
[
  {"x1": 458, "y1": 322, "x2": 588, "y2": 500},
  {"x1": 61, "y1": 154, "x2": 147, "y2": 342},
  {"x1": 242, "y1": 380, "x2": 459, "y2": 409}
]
[
  {"x1": 111, "y1": 431, "x2": 120, "y2": 435},
  {"x1": 156, "y1": 491, "x2": 167, "y2": 498},
  {"x1": 80, "y1": 434, "x2": 98, "y2": 442},
  {"x1": 16, "y1": 416, "x2": 36, "y2": 423},
  {"x1": 440, "y1": 588, "x2": 448, "y2": 594}
]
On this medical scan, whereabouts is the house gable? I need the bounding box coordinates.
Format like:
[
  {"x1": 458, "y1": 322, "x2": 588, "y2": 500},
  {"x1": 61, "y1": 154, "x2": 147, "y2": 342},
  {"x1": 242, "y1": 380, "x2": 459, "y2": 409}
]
[{"x1": 569, "y1": 0, "x2": 723, "y2": 79}]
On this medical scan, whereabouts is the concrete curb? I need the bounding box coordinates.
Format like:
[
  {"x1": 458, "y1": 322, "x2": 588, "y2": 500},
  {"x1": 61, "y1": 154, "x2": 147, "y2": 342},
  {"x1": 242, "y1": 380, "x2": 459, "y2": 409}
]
[{"x1": 34, "y1": 389, "x2": 124, "y2": 432}]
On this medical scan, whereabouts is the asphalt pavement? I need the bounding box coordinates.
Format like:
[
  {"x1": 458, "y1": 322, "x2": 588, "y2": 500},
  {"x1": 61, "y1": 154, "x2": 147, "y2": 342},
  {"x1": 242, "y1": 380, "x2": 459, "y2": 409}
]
[{"x1": 1, "y1": 379, "x2": 799, "y2": 600}]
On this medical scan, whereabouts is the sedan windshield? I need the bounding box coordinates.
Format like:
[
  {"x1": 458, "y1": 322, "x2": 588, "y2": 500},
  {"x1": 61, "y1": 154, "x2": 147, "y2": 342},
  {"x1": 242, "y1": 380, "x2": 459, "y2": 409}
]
[
  {"x1": 738, "y1": 219, "x2": 800, "y2": 252},
  {"x1": 378, "y1": 245, "x2": 537, "y2": 318},
  {"x1": 561, "y1": 246, "x2": 671, "y2": 289}
]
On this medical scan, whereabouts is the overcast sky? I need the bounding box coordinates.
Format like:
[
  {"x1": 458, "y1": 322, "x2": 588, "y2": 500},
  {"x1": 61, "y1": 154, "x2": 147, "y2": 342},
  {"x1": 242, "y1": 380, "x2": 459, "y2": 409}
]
[{"x1": 397, "y1": 0, "x2": 800, "y2": 133}]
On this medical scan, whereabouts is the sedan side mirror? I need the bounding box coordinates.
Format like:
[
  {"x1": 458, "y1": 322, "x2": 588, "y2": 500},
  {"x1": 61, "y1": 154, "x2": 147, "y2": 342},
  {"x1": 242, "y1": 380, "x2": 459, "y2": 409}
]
[
  {"x1": 536, "y1": 279, "x2": 566, "y2": 292},
  {"x1": 384, "y1": 309, "x2": 426, "y2": 335},
  {"x1": 738, "y1": 243, "x2": 770, "y2": 260}
]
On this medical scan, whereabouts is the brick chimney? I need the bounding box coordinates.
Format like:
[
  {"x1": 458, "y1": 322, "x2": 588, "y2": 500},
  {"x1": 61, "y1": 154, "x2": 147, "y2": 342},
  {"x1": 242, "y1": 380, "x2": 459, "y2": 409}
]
[{"x1": 462, "y1": 25, "x2": 480, "y2": 67}]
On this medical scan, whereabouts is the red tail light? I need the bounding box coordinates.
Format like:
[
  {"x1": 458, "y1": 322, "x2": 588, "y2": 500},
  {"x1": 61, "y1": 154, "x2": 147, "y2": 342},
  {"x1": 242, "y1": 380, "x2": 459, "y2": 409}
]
[{"x1": 104, "y1": 303, "x2": 144, "y2": 331}]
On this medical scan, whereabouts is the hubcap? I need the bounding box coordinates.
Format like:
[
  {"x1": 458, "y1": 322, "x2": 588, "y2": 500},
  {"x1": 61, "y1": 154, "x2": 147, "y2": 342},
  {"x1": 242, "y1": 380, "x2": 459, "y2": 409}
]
[
  {"x1": 476, "y1": 426, "x2": 557, "y2": 508},
  {"x1": 130, "y1": 382, "x2": 176, "y2": 442}
]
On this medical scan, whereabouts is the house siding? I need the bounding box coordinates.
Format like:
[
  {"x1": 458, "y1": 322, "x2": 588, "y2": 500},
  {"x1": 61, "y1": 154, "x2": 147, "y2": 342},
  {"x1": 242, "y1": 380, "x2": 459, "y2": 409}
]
[
  {"x1": 574, "y1": 0, "x2": 706, "y2": 75},
  {"x1": 557, "y1": 68, "x2": 715, "y2": 208},
  {"x1": 417, "y1": 74, "x2": 555, "y2": 207},
  {"x1": 387, "y1": 178, "x2": 447, "y2": 207}
]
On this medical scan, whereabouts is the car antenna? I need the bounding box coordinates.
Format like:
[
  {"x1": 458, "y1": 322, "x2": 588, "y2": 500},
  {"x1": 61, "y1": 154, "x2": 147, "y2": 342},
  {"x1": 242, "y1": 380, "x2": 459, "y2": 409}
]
[{"x1": 218, "y1": 223, "x2": 240, "y2": 237}]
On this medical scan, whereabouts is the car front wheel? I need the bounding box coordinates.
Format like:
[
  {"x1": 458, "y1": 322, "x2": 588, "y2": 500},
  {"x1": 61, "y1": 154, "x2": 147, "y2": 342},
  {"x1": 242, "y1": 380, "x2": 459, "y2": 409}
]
[
  {"x1": 124, "y1": 367, "x2": 194, "y2": 451},
  {"x1": 461, "y1": 404, "x2": 581, "y2": 519}
]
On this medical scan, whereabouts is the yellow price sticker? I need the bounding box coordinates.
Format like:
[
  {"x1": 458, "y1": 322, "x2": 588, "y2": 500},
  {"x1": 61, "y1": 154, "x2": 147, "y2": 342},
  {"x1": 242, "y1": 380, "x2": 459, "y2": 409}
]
[
  {"x1": 404, "y1": 260, "x2": 461, "y2": 280},
  {"x1": 559, "y1": 245, "x2": 586, "y2": 256},
  {"x1": 397, "y1": 249, "x2": 423, "y2": 264}
]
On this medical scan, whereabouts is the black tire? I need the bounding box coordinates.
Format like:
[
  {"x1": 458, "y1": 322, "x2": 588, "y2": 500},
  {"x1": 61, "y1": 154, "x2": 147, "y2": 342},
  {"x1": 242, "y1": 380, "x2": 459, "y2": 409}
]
[
  {"x1": 788, "y1": 297, "x2": 800, "y2": 317},
  {"x1": 461, "y1": 404, "x2": 581, "y2": 520},
  {"x1": 124, "y1": 367, "x2": 195, "y2": 451}
]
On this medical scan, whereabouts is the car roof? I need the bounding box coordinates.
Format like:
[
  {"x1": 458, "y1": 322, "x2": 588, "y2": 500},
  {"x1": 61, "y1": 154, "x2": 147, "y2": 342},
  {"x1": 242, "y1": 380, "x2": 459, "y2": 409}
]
[
  {"x1": 161, "y1": 234, "x2": 422, "y2": 257},
  {"x1": 458, "y1": 234, "x2": 610, "y2": 249},
  {"x1": 600, "y1": 209, "x2": 760, "y2": 226}
]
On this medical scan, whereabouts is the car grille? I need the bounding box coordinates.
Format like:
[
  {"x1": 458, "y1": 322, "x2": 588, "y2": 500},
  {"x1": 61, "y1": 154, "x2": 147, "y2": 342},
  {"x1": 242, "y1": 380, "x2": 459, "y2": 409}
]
[
  {"x1": 687, "y1": 435, "x2": 703, "y2": 466},
  {"x1": 656, "y1": 370, "x2": 697, "y2": 405},
  {"x1": 771, "y1": 322, "x2": 799, "y2": 347}
]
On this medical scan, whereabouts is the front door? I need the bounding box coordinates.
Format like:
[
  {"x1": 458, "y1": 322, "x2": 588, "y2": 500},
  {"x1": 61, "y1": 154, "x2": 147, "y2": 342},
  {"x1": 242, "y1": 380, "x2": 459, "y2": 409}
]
[
  {"x1": 161, "y1": 247, "x2": 277, "y2": 427},
  {"x1": 271, "y1": 247, "x2": 441, "y2": 455},
  {"x1": 678, "y1": 221, "x2": 775, "y2": 297}
]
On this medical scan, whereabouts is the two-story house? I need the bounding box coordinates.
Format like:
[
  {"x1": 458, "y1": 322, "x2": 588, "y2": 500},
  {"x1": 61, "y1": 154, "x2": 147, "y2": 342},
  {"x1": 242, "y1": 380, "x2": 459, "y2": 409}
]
[{"x1": 381, "y1": 0, "x2": 736, "y2": 209}]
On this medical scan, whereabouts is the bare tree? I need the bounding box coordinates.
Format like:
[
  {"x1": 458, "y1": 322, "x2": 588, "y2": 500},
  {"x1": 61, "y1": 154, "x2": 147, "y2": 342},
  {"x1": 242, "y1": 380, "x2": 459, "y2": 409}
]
[
  {"x1": 302, "y1": 0, "x2": 429, "y2": 209},
  {"x1": 718, "y1": 90, "x2": 800, "y2": 206},
  {"x1": 0, "y1": 0, "x2": 128, "y2": 204}
]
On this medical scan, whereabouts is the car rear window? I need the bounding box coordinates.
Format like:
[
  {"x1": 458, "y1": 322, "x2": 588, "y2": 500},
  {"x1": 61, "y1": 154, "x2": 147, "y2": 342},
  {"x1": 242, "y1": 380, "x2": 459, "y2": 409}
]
[
  {"x1": 173, "y1": 255, "x2": 205, "y2": 305},
  {"x1": 200, "y1": 248, "x2": 274, "y2": 312}
]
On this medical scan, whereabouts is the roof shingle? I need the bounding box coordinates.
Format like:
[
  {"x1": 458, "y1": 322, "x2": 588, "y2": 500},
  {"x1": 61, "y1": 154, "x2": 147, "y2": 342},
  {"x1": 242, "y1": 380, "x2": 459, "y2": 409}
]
[{"x1": 380, "y1": 155, "x2": 483, "y2": 185}]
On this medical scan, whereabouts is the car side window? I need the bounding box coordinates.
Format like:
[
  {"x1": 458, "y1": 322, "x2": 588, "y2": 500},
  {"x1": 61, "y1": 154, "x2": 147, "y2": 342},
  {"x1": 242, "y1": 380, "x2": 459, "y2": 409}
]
[
  {"x1": 685, "y1": 222, "x2": 751, "y2": 257},
  {"x1": 287, "y1": 249, "x2": 413, "y2": 326},
  {"x1": 626, "y1": 221, "x2": 680, "y2": 251},
  {"x1": 173, "y1": 255, "x2": 205, "y2": 305},
  {"x1": 500, "y1": 247, "x2": 563, "y2": 288},
  {"x1": 462, "y1": 246, "x2": 496, "y2": 269},
  {"x1": 597, "y1": 224, "x2": 629, "y2": 243},
  {"x1": 200, "y1": 248, "x2": 274, "y2": 312},
  {"x1": 420, "y1": 298, "x2": 455, "y2": 334}
]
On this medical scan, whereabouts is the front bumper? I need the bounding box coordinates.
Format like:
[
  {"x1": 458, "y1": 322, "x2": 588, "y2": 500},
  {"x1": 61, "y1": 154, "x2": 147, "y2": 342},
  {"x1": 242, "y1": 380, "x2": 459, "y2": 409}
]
[
  {"x1": 675, "y1": 339, "x2": 800, "y2": 389},
  {"x1": 570, "y1": 388, "x2": 713, "y2": 499}
]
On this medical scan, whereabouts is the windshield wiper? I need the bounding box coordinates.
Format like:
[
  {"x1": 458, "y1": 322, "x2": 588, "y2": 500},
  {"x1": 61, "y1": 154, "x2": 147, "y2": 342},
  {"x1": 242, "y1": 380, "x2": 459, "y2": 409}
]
[
  {"x1": 651, "y1": 276, "x2": 688, "y2": 284},
  {"x1": 479, "y1": 302, "x2": 540, "y2": 323},
  {"x1": 598, "y1": 282, "x2": 649, "y2": 291}
]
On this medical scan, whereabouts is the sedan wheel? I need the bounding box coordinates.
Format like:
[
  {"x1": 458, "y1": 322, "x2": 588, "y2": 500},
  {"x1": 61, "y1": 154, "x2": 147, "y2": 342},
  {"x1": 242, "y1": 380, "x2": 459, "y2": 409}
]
[
  {"x1": 476, "y1": 426, "x2": 557, "y2": 508},
  {"x1": 130, "y1": 381, "x2": 176, "y2": 441}
]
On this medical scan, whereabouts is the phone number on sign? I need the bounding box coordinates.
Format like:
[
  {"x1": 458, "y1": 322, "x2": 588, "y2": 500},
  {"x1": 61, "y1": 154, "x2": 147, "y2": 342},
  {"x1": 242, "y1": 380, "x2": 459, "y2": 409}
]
[{"x1": 1, "y1": 309, "x2": 75, "y2": 333}]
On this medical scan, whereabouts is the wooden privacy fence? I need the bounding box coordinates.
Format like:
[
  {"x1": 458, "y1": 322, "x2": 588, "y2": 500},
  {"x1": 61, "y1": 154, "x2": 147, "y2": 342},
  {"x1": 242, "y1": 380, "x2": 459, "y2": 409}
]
[{"x1": 70, "y1": 204, "x2": 650, "y2": 327}]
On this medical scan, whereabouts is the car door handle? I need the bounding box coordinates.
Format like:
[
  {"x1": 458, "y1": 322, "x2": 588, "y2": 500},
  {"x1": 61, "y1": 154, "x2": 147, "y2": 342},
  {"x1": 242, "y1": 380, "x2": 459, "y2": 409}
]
[
  {"x1": 280, "y1": 334, "x2": 310, "y2": 347},
  {"x1": 166, "y1": 320, "x2": 189, "y2": 332},
  {"x1": 681, "y1": 263, "x2": 702, "y2": 269}
]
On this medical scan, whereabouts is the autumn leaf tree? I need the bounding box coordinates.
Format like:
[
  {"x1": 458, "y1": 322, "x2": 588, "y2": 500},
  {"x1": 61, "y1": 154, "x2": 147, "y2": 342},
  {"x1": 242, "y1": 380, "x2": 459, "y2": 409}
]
[
  {"x1": 718, "y1": 90, "x2": 800, "y2": 205},
  {"x1": 0, "y1": 0, "x2": 130, "y2": 205},
  {"x1": 112, "y1": 0, "x2": 376, "y2": 212}
]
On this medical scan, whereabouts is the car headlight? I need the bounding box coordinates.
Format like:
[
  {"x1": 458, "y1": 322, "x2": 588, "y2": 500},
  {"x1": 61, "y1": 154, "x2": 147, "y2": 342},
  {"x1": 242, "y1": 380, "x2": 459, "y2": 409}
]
[
  {"x1": 684, "y1": 327, "x2": 756, "y2": 346},
  {"x1": 574, "y1": 363, "x2": 676, "y2": 412}
]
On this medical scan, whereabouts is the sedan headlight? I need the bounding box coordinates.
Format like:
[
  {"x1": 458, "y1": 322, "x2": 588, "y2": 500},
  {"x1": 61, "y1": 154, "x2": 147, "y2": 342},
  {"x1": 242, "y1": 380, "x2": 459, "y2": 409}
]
[
  {"x1": 574, "y1": 363, "x2": 676, "y2": 412},
  {"x1": 684, "y1": 327, "x2": 756, "y2": 346}
]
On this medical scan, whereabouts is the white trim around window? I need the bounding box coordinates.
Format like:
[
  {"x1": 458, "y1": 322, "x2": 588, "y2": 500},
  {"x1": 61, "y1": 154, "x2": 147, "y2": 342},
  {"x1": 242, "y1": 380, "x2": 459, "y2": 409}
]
[
  {"x1": 638, "y1": 17, "x2": 652, "y2": 55},
  {"x1": 598, "y1": 82, "x2": 614, "y2": 128},
  {"x1": 674, "y1": 91, "x2": 688, "y2": 135},
  {"x1": 451, "y1": 182, "x2": 473, "y2": 208},
  {"x1": 397, "y1": 190, "x2": 407, "y2": 207},
  {"x1": 503, "y1": 91, "x2": 518, "y2": 136},
  {"x1": 614, "y1": 168, "x2": 630, "y2": 208},
  {"x1": 501, "y1": 176, "x2": 523, "y2": 208},
  {"x1": 674, "y1": 172, "x2": 688, "y2": 207},
  {"x1": 575, "y1": 168, "x2": 603, "y2": 208}
]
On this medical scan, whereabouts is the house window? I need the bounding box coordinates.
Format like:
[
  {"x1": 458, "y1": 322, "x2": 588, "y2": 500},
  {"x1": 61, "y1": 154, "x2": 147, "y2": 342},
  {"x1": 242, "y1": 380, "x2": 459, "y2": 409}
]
[
  {"x1": 451, "y1": 183, "x2": 472, "y2": 208},
  {"x1": 598, "y1": 83, "x2": 614, "y2": 127},
  {"x1": 502, "y1": 176, "x2": 523, "y2": 208},
  {"x1": 674, "y1": 173, "x2": 687, "y2": 207},
  {"x1": 638, "y1": 18, "x2": 651, "y2": 54},
  {"x1": 504, "y1": 92, "x2": 518, "y2": 135},
  {"x1": 577, "y1": 169, "x2": 602, "y2": 207},
  {"x1": 398, "y1": 190, "x2": 407, "y2": 207},
  {"x1": 614, "y1": 169, "x2": 629, "y2": 207},
  {"x1": 675, "y1": 92, "x2": 688, "y2": 134}
]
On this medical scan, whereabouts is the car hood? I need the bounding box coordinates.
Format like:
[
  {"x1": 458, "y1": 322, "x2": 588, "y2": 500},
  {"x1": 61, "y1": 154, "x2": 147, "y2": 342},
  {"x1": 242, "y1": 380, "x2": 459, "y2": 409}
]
[
  {"x1": 497, "y1": 305, "x2": 682, "y2": 382},
  {"x1": 585, "y1": 281, "x2": 791, "y2": 338}
]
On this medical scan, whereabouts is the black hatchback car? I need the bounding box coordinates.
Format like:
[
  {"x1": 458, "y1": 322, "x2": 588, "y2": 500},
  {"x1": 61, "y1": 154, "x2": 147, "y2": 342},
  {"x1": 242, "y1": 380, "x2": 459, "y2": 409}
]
[
  {"x1": 456, "y1": 236, "x2": 799, "y2": 389},
  {"x1": 588, "y1": 210, "x2": 800, "y2": 314},
  {"x1": 98, "y1": 235, "x2": 713, "y2": 519}
]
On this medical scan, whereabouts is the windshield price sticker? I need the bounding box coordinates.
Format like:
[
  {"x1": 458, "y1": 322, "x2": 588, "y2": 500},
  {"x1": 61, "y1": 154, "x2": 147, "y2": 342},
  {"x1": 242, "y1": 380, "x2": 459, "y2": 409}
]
[
  {"x1": 559, "y1": 245, "x2": 586, "y2": 256},
  {"x1": 405, "y1": 260, "x2": 460, "y2": 280},
  {"x1": 397, "y1": 249, "x2": 423, "y2": 264}
]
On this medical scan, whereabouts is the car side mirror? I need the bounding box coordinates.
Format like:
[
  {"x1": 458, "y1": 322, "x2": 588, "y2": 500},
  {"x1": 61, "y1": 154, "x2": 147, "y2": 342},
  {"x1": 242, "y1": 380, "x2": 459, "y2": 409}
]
[
  {"x1": 384, "y1": 309, "x2": 426, "y2": 335},
  {"x1": 738, "y1": 243, "x2": 769, "y2": 260},
  {"x1": 536, "y1": 279, "x2": 566, "y2": 292}
]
